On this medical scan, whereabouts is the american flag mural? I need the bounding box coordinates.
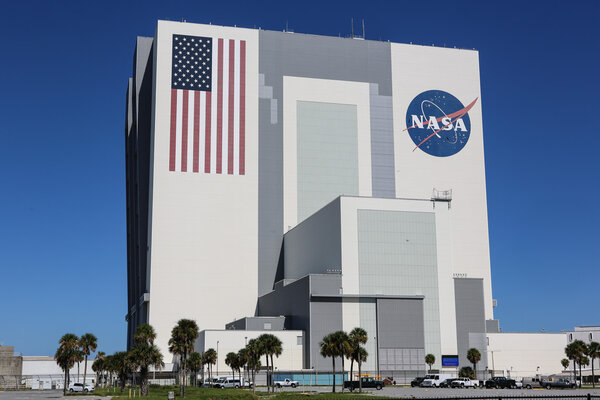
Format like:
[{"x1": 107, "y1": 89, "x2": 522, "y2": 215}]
[{"x1": 169, "y1": 34, "x2": 246, "y2": 174}]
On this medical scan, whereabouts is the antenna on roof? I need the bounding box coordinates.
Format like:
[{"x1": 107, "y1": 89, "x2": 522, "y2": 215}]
[
  {"x1": 351, "y1": 18, "x2": 354, "y2": 38},
  {"x1": 286, "y1": 21, "x2": 288, "y2": 32},
  {"x1": 362, "y1": 19, "x2": 365, "y2": 39}
]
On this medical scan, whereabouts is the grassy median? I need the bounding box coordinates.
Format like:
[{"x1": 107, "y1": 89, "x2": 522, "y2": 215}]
[{"x1": 87, "y1": 386, "x2": 388, "y2": 400}]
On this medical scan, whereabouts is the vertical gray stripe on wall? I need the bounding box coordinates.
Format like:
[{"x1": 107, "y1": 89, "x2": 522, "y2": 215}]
[{"x1": 369, "y1": 83, "x2": 395, "y2": 198}]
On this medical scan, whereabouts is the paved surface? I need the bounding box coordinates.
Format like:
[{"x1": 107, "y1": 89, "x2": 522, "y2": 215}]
[
  {"x1": 282, "y1": 385, "x2": 600, "y2": 398},
  {"x1": 0, "y1": 390, "x2": 110, "y2": 400}
]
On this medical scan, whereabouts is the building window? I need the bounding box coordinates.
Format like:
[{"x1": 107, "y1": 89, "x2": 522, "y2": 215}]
[
  {"x1": 264, "y1": 323, "x2": 272, "y2": 330},
  {"x1": 569, "y1": 333, "x2": 573, "y2": 342},
  {"x1": 590, "y1": 333, "x2": 593, "y2": 341}
]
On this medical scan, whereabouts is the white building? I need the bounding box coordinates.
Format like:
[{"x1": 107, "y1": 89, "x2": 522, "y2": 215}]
[{"x1": 125, "y1": 20, "x2": 552, "y2": 377}]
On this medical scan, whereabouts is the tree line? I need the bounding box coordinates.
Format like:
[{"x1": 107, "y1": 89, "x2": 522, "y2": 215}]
[{"x1": 563, "y1": 340, "x2": 599, "y2": 387}]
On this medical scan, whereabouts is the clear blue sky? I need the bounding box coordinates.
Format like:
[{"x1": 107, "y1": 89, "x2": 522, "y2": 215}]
[{"x1": 1, "y1": 0, "x2": 598, "y2": 357}]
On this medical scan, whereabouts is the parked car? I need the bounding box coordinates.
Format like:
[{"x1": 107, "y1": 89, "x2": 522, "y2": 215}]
[
  {"x1": 420, "y1": 374, "x2": 453, "y2": 388},
  {"x1": 274, "y1": 378, "x2": 299, "y2": 388},
  {"x1": 451, "y1": 378, "x2": 479, "y2": 388},
  {"x1": 411, "y1": 377, "x2": 425, "y2": 387},
  {"x1": 440, "y1": 378, "x2": 457, "y2": 388},
  {"x1": 344, "y1": 377, "x2": 384, "y2": 391},
  {"x1": 484, "y1": 376, "x2": 517, "y2": 389},
  {"x1": 383, "y1": 377, "x2": 396, "y2": 385},
  {"x1": 68, "y1": 382, "x2": 94, "y2": 393},
  {"x1": 215, "y1": 378, "x2": 245, "y2": 388},
  {"x1": 541, "y1": 376, "x2": 576, "y2": 389},
  {"x1": 522, "y1": 376, "x2": 544, "y2": 389}
]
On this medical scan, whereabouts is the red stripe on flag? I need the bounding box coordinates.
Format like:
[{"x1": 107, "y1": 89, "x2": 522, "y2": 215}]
[
  {"x1": 204, "y1": 92, "x2": 212, "y2": 173},
  {"x1": 239, "y1": 41, "x2": 246, "y2": 175},
  {"x1": 216, "y1": 38, "x2": 224, "y2": 174},
  {"x1": 181, "y1": 90, "x2": 189, "y2": 172},
  {"x1": 193, "y1": 91, "x2": 200, "y2": 173},
  {"x1": 228, "y1": 39, "x2": 235, "y2": 175},
  {"x1": 169, "y1": 89, "x2": 178, "y2": 171}
]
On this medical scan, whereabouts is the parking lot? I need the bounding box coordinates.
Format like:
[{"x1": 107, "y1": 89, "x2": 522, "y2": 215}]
[{"x1": 283, "y1": 385, "x2": 600, "y2": 398}]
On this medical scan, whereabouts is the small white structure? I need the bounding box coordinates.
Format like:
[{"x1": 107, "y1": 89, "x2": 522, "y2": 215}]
[
  {"x1": 22, "y1": 356, "x2": 95, "y2": 390},
  {"x1": 486, "y1": 332, "x2": 567, "y2": 378},
  {"x1": 195, "y1": 330, "x2": 304, "y2": 374}
]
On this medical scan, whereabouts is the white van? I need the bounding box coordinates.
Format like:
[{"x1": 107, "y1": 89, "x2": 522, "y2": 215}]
[{"x1": 420, "y1": 374, "x2": 453, "y2": 388}]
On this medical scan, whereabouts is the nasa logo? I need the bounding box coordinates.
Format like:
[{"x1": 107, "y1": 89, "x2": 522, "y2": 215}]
[{"x1": 404, "y1": 90, "x2": 478, "y2": 157}]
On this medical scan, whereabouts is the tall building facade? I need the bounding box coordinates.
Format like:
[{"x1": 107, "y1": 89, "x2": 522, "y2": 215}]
[{"x1": 126, "y1": 20, "x2": 494, "y2": 372}]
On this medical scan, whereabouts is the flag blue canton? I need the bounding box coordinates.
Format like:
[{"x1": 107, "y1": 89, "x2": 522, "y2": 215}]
[{"x1": 171, "y1": 35, "x2": 212, "y2": 91}]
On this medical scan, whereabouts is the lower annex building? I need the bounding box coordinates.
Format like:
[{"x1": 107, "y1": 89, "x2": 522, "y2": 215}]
[{"x1": 126, "y1": 19, "x2": 498, "y2": 376}]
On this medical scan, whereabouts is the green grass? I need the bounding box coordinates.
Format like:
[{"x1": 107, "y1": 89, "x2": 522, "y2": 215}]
[{"x1": 89, "y1": 386, "x2": 387, "y2": 400}]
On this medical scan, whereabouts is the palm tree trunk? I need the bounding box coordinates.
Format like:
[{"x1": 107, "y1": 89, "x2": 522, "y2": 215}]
[
  {"x1": 592, "y1": 357, "x2": 595, "y2": 388},
  {"x1": 332, "y1": 357, "x2": 336, "y2": 393},
  {"x1": 579, "y1": 362, "x2": 582, "y2": 388},
  {"x1": 341, "y1": 357, "x2": 345, "y2": 393},
  {"x1": 64, "y1": 368, "x2": 68, "y2": 395},
  {"x1": 350, "y1": 359, "x2": 354, "y2": 383},
  {"x1": 473, "y1": 363, "x2": 477, "y2": 379},
  {"x1": 83, "y1": 356, "x2": 88, "y2": 389},
  {"x1": 270, "y1": 354, "x2": 275, "y2": 392},
  {"x1": 265, "y1": 354, "x2": 270, "y2": 393},
  {"x1": 141, "y1": 367, "x2": 149, "y2": 396},
  {"x1": 573, "y1": 360, "x2": 577, "y2": 385},
  {"x1": 358, "y1": 360, "x2": 362, "y2": 393}
]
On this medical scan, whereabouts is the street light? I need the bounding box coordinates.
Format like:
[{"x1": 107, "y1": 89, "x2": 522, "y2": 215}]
[{"x1": 374, "y1": 336, "x2": 379, "y2": 379}]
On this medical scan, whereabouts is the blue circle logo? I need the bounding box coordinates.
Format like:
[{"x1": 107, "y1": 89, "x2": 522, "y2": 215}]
[{"x1": 405, "y1": 90, "x2": 477, "y2": 157}]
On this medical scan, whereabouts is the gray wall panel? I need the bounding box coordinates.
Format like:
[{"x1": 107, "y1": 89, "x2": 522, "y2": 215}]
[
  {"x1": 454, "y1": 278, "x2": 487, "y2": 369},
  {"x1": 310, "y1": 300, "x2": 343, "y2": 370},
  {"x1": 377, "y1": 298, "x2": 425, "y2": 349},
  {"x1": 284, "y1": 199, "x2": 341, "y2": 280}
]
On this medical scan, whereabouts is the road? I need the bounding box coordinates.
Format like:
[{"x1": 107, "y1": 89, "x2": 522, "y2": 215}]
[{"x1": 0, "y1": 390, "x2": 110, "y2": 400}]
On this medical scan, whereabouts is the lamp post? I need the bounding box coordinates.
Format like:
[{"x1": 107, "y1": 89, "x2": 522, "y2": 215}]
[{"x1": 374, "y1": 336, "x2": 379, "y2": 379}]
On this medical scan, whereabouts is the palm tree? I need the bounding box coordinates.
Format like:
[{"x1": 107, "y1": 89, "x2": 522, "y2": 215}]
[
  {"x1": 79, "y1": 333, "x2": 97, "y2": 390},
  {"x1": 203, "y1": 348, "x2": 217, "y2": 383},
  {"x1": 568, "y1": 340, "x2": 587, "y2": 387},
  {"x1": 332, "y1": 331, "x2": 350, "y2": 393},
  {"x1": 425, "y1": 354, "x2": 435, "y2": 373},
  {"x1": 320, "y1": 331, "x2": 350, "y2": 393},
  {"x1": 355, "y1": 347, "x2": 368, "y2": 393},
  {"x1": 258, "y1": 334, "x2": 282, "y2": 392},
  {"x1": 225, "y1": 352, "x2": 239, "y2": 385},
  {"x1": 188, "y1": 352, "x2": 202, "y2": 387},
  {"x1": 55, "y1": 333, "x2": 79, "y2": 395},
  {"x1": 246, "y1": 339, "x2": 262, "y2": 393},
  {"x1": 168, "y1": 319, "x2": 199, "y2": 398},
  {"x1": 348, "y1": 328, "x2": 367, "y2": 389},
  {"x1": 561, "y1": 358, "x2": 570, "y2": 371},
  {"x1": 92, "y1": 351, "x2": 105, "y2": 388},
  {"x1": 586, "y1": 342, "x2": 600, "y2": 388},
  {"x1": 237, "y1": 348, "x2": 249, "y2": 387},
  {"x1": 74, "y1": 347, "x2": 84, "y2": 384},
  {"x1": 104, "y1": 354, "x2": 115, "y2": 388},
  {"x1": 466, "y1": 348, "x2": 481, "y2": 379},
  {"x1": 112, "y1": 351, "x2": 134, "y2": 393},
  {"x1": 130, "y1": 324, "x2": 164, "y2": 396}
]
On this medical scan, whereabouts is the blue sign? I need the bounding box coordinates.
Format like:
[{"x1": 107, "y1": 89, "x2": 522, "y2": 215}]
[
  {"x1": 405, "y1": 90, "x2": 477, "y2": 157},
  {"x1": 442, "y1": 355, "x2": 459, "y2": 367}
]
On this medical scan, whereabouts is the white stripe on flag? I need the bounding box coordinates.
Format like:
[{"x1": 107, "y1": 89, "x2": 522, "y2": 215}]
[
  {"x1": 187, "y1": 90, "x2": 194, "y2": 173},
  {"x1": 175, "y1": 89, "x2": 183, "y2": 172},
  {"x1": 233, "y1": 40, "x2": 240, "y2": 175},
  {"x1": 199, "y1": 91, "x2": 206, "y2": 171},
  {"x1": 222, "y1": 40, "x2": 229, "y2": 174},
  {"x1": 210, "y1": 41, "x2": 218, "y2": 174}
]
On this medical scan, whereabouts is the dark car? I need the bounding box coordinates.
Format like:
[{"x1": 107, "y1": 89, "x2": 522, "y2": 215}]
[
  {"x1": 485, "y1": 376, "x2": 517, "y2": 389},
  {"x1": 411, "y1": 377, "x2": 425, "y2": 387},
  {"x1": 344, "y1": 377, "x2": 385, "y2": 391},
  {"x1": 440, "y1": 378, "x2": 457, "y2": 388}
]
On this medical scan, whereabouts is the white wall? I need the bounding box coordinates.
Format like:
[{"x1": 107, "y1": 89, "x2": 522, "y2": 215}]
[
  {"x1": 391, "y1": 44, "x2": 493, "y2": 321},
  {"x1": 148, "y1": 20, "x2": 260, "y2": 358},
  {"x1": 195, "y1": 330, "x2": 304, "y2": 374},
  {"x1": 486, "y1": 332, "x2": 567, "y2": 378}
]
